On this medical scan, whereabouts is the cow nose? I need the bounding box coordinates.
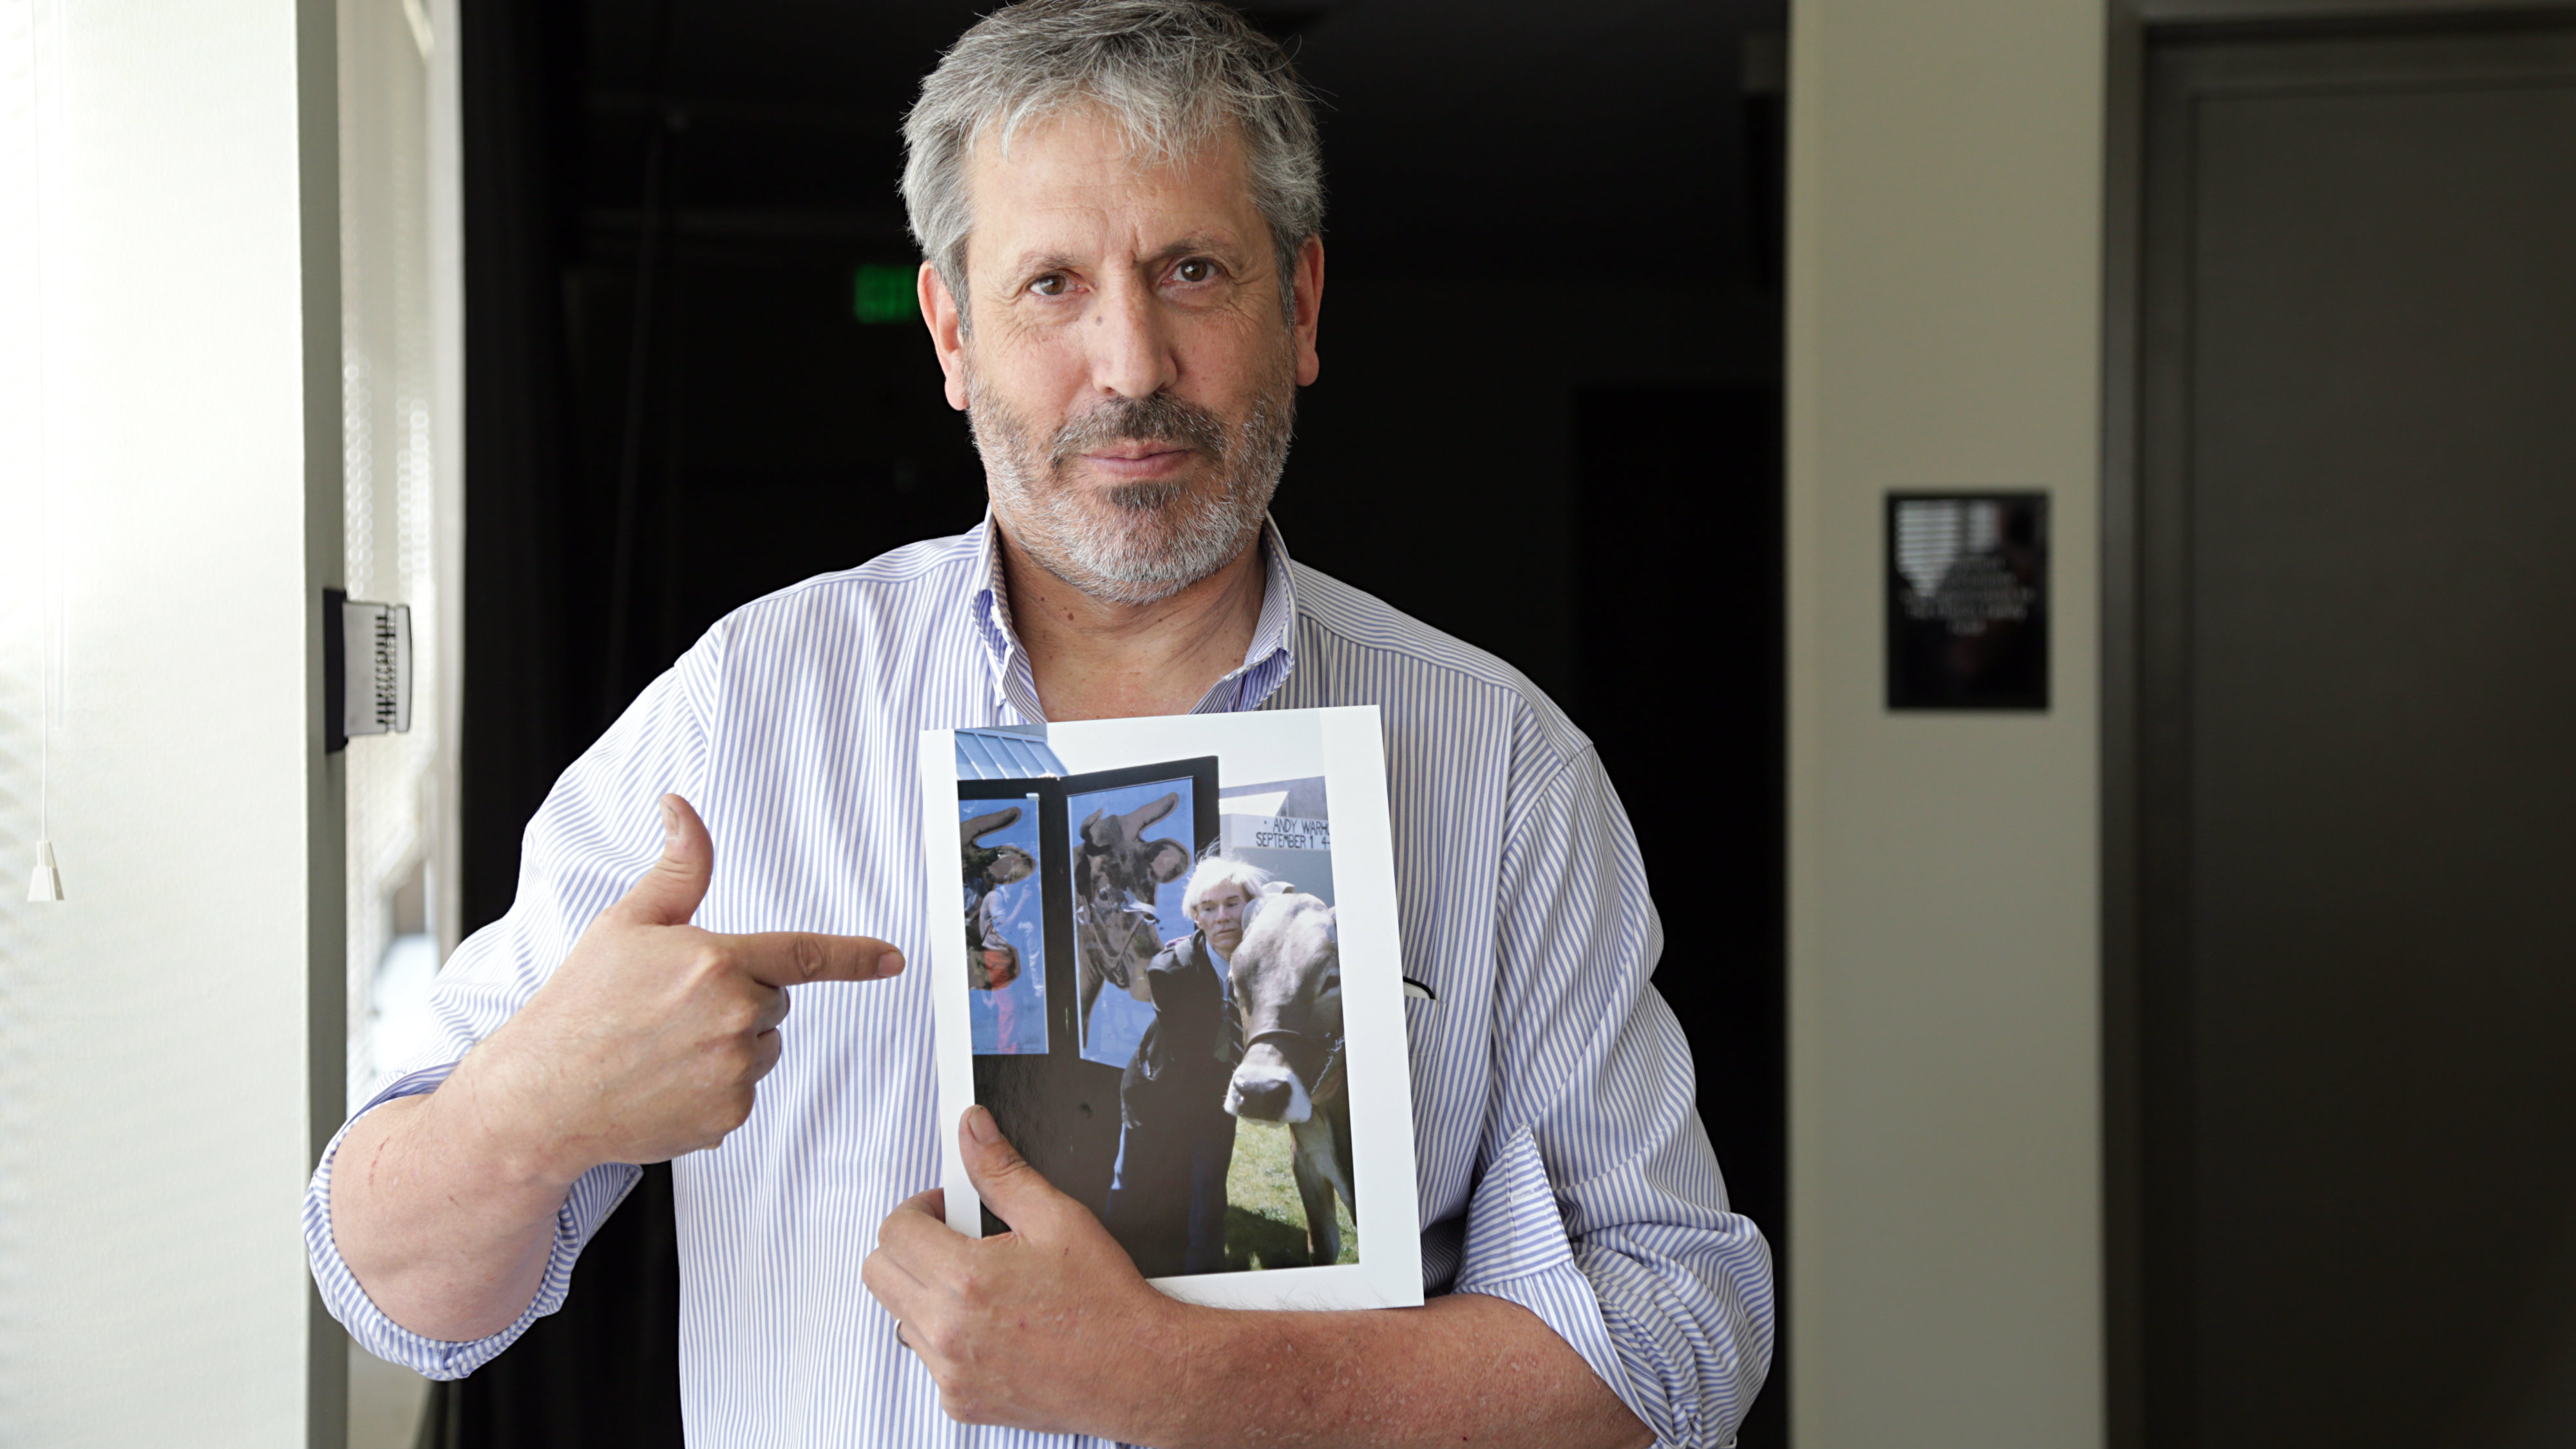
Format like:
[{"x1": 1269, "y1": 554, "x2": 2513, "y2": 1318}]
[{"x1": 1235, "y1": 1077, "x2": 1294, "y2": 1121}]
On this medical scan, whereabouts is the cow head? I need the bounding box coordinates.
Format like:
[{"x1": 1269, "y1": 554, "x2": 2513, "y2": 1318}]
[
  {"x1": 961, "y1": 806, "x2": 1034, "y2": 886},
  {"x1": 1076, "y1": 791, "x2": 1189, "y2": 903},
  {"x1": 1225, "y1": 886, "x2": 1342, "y2": 1124}
]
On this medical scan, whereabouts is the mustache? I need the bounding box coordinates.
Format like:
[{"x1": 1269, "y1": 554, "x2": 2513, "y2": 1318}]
[{"x1": 1046, "y1": 392, "x2": 1232, "y2": 473}]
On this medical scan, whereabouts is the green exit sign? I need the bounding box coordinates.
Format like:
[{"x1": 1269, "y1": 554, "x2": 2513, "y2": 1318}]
[{"x1": 853, "y1": 263, "x2": 918, "y2": 324}]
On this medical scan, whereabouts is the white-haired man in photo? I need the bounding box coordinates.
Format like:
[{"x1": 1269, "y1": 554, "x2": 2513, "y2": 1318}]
[
  {"x1": 307, "y1": 3, "x2": 1773, "y2": 1445},
  {"x1": 1101, "y1": 855, "x2": 1267, "y2": 1276}
]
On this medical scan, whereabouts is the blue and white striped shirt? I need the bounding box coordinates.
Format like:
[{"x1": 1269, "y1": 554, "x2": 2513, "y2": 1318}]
[{"x1": 305, "y1": 517, "x2": 1774, "y2": 1448}]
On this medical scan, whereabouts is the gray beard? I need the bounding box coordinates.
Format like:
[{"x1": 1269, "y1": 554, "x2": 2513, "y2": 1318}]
[{"x1": 969, "y1": 364, "x2": 1294, "y2": 608}]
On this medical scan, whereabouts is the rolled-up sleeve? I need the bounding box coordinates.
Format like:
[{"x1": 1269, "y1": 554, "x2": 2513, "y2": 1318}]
[
  {"x1": 304, "y1": 636, "x2": 719, "y2": 1377},
  {"x1": 304, "y1": 1066, "x2": 645, "y2": 1379},
  {"x1": 1453, "y1": 746, "x2": 1775, "y2": 1448}
]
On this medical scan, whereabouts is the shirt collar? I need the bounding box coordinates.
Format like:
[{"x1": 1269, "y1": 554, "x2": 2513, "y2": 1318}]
[{"x1": 964, "y1": 511, "x2": 1301, "y2": 723}]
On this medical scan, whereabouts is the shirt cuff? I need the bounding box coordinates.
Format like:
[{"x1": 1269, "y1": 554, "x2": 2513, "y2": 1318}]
[
  {"x1": 1450, "y1": 1125, "x2": 1665, "y2": 1441},
  {"x1": 303, "y1": 1063, "x2": 645, "y2": 1381}
]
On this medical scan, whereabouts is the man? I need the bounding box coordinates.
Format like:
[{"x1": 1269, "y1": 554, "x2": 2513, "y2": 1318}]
[
  {"x1": 308, "y1": 3, "x2": 1772, "y2": 1446},
  {"x1": 1102, "y1": 857, "x2": 1265, "y2": 1276}
]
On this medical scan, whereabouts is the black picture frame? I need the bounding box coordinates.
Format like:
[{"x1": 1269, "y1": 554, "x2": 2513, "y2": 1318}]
[
  {"x1": 1886, "y1": 490, "x2": 2050, "y2": 711},
  {"x1": 960, "y1": 757, "x2": 1221, "y2": 1234}
]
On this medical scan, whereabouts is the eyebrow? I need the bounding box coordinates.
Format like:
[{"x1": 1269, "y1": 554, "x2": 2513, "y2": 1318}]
[
  {"x1": 1005, "y1": 232, "x2": 1251, "y2": 279},
  {"x1": 1010, "y1": 251, "x2": 1083, "y2": 279},
  {"x1": 1143, "y1": 232, "x2": 1245, "y2": 268}
]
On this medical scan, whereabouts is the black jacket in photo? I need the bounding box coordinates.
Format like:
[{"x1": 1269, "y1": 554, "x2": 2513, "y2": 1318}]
[{"x1": 1124, "y1": 930, "x2": 1240, "y2": 1108}]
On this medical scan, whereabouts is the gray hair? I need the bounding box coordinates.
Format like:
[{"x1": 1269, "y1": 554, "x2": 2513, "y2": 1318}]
[
  {"x1": 901, "y1": 0, "x2": 1324, "y2": 325},
  {"x1": 1182, "y1": 854, "x2": 1273, "y2": 916}
]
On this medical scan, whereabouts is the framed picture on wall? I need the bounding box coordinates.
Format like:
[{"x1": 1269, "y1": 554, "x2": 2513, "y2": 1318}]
[{"x1": 1887, "y1": 490, "x2": 2050, "y2": 710}]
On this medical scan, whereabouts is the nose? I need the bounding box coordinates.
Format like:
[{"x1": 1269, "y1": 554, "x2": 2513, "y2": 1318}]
[
  {"x1": 1234, "y1": 1077, "x2": 1294, "y2": 1121},
  {"x1": 1088, "y1": 273, "x2": 1177, "y2": 402}
]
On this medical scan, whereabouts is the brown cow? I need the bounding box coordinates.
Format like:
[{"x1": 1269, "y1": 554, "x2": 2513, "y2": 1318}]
[{"x1": 1224, "y1": 886, "x2": 1352, "y2": 1264}]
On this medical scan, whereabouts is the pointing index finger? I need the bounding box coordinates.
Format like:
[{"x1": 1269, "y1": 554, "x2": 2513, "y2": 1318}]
[{"x1": 726, "y1": 931, "x2": 906, "y2": 988}]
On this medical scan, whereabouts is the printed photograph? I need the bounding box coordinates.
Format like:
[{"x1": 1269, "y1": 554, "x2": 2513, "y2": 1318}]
[
  {"x1": 960, "y1": 795, "x2": 1046, "y2": 1056},
  {"x1": 929, "y1": 707, "x2": 1417, "y2": 1306}
]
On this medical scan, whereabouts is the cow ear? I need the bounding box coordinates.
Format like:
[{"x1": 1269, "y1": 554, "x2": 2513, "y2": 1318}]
[
  {"x1": 1124, "y1": 791, "x2": 1179, "y2": 833},
  {"x1": 1240, "y1": 896, "x2": 1267, "y2": 933},
  {"x1": 1260, "y1": 880, "x2": 1296, "y2": 896},
  {"x1": 961, "y1": 806, "x2": 1023, "y2": 846},
  {"x1": 1323, "y1": 907, "x2": 1338, "y2": 944}
]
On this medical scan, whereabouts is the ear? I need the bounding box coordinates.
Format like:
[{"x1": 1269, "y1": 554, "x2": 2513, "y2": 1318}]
[
  {"x1": 1260, "y1": 880, "x2": 1296, "y2": 896},
  {"x1": 1290, "y1": 234, "x2": 1325, "y2": 389},
  {"x1": 961, "y1": 805, "x2": 1023, "y2": 846},
  {"x1": 1122, "y1": 791, "x2": 1179, "y2": 836},
  {"x1": 921, "y1": 261, "x2": 971, "y2": 412},
  {"x1": 1323, "y1": 907, "x2": 1338, "y2": 945}
]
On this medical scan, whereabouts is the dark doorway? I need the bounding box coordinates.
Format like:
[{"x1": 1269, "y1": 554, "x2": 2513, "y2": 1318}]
[
  {"x1": 1577, "y1": 381, "x2": 1785, "y2": 1449},
  {"x1": 2117, "y1": 16, "x2": 2576, "y2": 1449},
  {"x1": 448, "y1": 3, "x2": 1786, "y2": 1443}
]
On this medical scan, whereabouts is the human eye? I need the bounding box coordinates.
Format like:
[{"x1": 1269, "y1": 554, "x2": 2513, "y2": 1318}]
[
  {"x1": 1027, "y1": 272, "x2": 1070, "y2": 298},
  {"x1": 1168, "y1": 256, "x2": 1221, "y2": 286}
]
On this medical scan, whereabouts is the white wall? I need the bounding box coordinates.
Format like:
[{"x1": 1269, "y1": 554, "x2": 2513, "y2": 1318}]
[
  {"x1": 0, "y1": 0, "x2": 343, "y2": 1443},
  {"x1": 1785, "y1": 4, "x2": 2106, "y2": 1445}
]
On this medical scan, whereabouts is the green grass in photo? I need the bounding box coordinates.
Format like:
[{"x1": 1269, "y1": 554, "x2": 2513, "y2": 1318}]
[{"x1": 1222, "y1": 1117, "x2": 1358, "y2": 1270}]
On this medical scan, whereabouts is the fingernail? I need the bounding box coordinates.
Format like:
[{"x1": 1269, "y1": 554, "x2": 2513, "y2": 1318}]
[
  {"x1": 877, "y1": 949, "x2": 905, "y2": 977},
  {"x1": 967, "y1": 1105, "x2": 999, "y2": 1146},
  {"x1": 660, "y1": 798, "x2": 679, "y2": 851}
]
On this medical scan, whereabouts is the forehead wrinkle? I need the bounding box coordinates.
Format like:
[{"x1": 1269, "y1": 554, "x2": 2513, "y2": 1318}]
[{"x1": 954, "y1": 108, "x2": 1270, "y2": 318}]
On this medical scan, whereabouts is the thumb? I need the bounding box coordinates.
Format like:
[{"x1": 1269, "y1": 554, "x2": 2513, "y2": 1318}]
[
  {"x1": 618, "y1": 794, "x2": 714, "y2": 927},
  {"x1": 960, "y1": 1106, "x2": 1066, "y2": 1231}
]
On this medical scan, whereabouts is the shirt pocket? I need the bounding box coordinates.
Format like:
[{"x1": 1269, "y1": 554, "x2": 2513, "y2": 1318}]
[{"x1": 1401, "y1": 990, "x2": 1441, "y2": 1059}]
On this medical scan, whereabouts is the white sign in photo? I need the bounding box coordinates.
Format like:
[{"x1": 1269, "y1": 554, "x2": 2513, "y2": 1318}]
[{"x1": 1221, "y1": 814, "x2": 1331, "y2": 853}]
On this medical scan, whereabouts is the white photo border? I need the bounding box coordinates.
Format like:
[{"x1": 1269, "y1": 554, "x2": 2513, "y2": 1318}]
[{"x1": 918, "y1": 706, "x2": 1423, "y2": 1311}]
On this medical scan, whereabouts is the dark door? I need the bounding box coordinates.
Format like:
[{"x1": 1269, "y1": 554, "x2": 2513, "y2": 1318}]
[{"x1": 2127, "y1": 19, "x2": 2576, "y2": 1448}]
